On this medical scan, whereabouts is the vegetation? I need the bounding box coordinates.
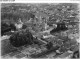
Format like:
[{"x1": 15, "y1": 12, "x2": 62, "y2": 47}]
[{"x1": 9, "y1": 30, "x2": 34, "y2": 47}]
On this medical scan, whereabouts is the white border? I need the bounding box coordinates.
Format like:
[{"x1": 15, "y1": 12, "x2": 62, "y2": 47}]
[{"x1": 0, "y1": 0, "x2": 80, "y2": 3}]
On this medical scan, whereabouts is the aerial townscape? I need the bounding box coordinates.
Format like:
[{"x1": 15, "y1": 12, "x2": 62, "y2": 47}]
[{"x1": 1, "y1": 3, "x2": 79, "y2": 58}]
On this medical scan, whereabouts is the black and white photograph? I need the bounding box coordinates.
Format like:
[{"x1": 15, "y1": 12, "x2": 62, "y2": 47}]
[{"x1": 1, "y1": 2, "x2": 80, "y2": 59}]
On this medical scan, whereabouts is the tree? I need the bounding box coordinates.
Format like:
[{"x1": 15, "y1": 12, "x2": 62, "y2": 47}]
[{"x1": 9, "y1": 30, "x2": 34, "y2": 47}]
